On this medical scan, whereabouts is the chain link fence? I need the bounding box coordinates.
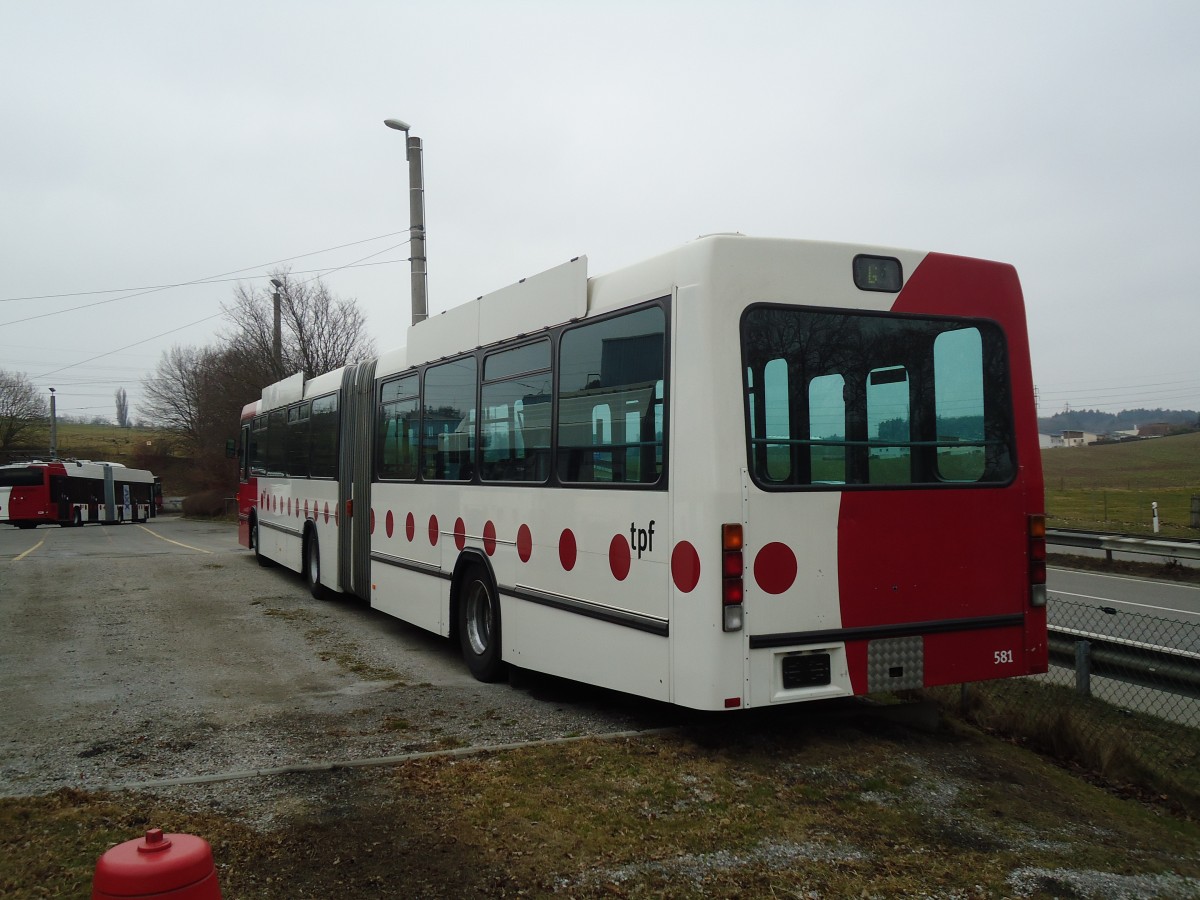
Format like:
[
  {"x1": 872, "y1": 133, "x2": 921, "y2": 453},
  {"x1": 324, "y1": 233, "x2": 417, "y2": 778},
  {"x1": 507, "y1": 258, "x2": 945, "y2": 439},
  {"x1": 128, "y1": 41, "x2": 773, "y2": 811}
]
[{"x1": 929, "y1": 597, "x2": 1200, "y2": 816}]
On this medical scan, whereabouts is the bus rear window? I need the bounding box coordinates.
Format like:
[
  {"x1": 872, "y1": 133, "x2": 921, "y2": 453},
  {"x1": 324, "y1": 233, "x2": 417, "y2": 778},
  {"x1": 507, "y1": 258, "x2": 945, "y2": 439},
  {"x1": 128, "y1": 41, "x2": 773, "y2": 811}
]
[{"x1": 741, "y1": 306, "x2": 1015, "y2": 488}]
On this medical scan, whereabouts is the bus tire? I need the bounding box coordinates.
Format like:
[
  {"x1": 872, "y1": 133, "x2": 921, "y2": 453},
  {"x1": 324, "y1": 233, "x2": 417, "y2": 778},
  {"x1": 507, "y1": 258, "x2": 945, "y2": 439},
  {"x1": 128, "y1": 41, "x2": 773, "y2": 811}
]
[
  {"x1": 73, "y1": 509, "x2": 83, "y2": 527},
  {"x1": 305, "y1": 530, "x2": 329, "y2": 600},
  {"x1": 458, "y1": 564, "x2": 505, "y2": 683},
  {"x1": 253, "y1": 519, "x2": 271, "y2": 566}
]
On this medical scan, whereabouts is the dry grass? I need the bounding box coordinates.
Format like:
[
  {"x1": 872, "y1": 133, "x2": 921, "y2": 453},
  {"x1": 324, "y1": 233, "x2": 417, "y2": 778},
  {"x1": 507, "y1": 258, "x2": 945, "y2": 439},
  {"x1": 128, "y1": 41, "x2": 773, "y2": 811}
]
[{"x1": 5, "y1": 710, "x2": 1200, "y2": 897}]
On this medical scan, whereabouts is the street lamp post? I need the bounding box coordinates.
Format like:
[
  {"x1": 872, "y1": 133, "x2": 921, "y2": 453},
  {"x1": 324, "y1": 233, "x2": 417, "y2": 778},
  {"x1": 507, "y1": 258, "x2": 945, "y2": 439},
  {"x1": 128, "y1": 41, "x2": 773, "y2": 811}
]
[
  {"x1": 48, "y1": 388, "x2": 57, "y2": 460},
  {"x1": 383, "y1": 118, "x2": 428, "y2": 326},
  {"x1": 271, "y1": 278, "x2": 283, "y2": 375}
]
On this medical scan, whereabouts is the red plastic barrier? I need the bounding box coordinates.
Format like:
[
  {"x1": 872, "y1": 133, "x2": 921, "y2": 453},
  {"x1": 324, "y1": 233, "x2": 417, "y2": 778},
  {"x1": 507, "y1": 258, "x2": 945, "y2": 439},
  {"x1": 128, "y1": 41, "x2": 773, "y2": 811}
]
[{"x1": 92, "y1": 828, "x2": 221, "y2": 899}]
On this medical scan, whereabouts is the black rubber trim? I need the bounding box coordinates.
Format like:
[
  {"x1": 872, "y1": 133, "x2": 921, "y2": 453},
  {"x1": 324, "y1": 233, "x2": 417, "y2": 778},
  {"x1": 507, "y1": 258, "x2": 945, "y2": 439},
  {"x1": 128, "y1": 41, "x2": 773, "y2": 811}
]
[
  {"x1": 748, "y1": 614, "x2": 1025, "y2": 650},
  {"x1": 260, "y1": 518, "x2": 303, "y2": 539},
  {"x1": 504, "y1": 584, "x2": 669, "y2": 637},
  {"x1": 366, "y1": 555, "x2": 668, "y2": 636},
  {"x1": 370, "y1": 551, "x2": 452, "y2": 580}
]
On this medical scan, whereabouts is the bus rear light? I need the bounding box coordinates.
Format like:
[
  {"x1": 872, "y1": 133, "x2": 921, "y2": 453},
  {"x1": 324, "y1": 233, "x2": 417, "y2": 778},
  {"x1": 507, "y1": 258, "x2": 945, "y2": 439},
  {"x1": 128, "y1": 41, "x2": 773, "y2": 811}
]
[
  {"x1": 1029, "y1": 514, "x2": 1047, "y2": 606},
  {"x1": 721, "y1": 523, "x2": 744, "y2": 632},
  {"x1": 722, "y1": 550, "x2": 743, "y2": 578},
  {"x1": 722, "y1": 523, "x2": 743, "y2": 551}
]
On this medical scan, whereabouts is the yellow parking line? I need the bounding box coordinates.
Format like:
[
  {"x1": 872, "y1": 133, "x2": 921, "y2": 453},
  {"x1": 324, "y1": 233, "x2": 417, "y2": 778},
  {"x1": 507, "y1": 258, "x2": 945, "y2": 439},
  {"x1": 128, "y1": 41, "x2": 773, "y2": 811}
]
[
  {"x1": 136, "y1": 524, "x2": 212, "y2": 554},
  {"x1": 14, "y1": 540, "x2": 44, "y2": 561}
]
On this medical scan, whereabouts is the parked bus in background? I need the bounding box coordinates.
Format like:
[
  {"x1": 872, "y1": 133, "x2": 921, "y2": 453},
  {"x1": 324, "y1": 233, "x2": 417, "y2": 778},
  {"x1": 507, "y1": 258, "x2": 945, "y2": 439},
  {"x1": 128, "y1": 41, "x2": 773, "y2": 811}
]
[
  {"x1": 0, "y1": 459, "x2": 157, "y2": 528},
  {"x1": 237, "y1": 235, "x2": 1048, "y2": 710},
  {"x1": 234, "y1": 399, "x2": 261, "y2": 550}
]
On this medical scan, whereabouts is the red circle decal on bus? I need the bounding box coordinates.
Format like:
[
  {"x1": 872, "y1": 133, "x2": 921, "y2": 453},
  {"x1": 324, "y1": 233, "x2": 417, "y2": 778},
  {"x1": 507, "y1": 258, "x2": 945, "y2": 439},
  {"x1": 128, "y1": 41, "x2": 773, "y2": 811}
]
[
  {"x1": 324, "y1": 502, "x2": 330, "y2": 524},
  {"x1": 754, "y1": 542, "x2": 798, "y2": 595},
  {"x1": 428, "y1": 514, "x2": 439, "y2": 546},
  {"x1": 671, "y1": 542, "x2": 701, "y2": 593},
  {"x1": 386, "y1": 510, "x2": 394, "y2": 538},
  {"x1": 483, "y1": 520, "x2": 497, "y2": 556},
  {"x1": 609, "y1": 534, "x2": 631, "y2": 581},
  {"x1": 370, "y1": 508, "x2": 376, "y2": 535},
  {"x1": 517, "y1": 524, "x2": 532, "y2": 562},
  {"x1": 559, "y1": 529, "x2": 577, "y2": 571},
  {"x1": 304, "y1": 499, "x2": 309, "y2": 518},
  {"x1": 454, "y1": 518, "x2": 466, "y2": 551},
  {"x1": 406, "y1": 512, "x2": 415, "y2": 542}
]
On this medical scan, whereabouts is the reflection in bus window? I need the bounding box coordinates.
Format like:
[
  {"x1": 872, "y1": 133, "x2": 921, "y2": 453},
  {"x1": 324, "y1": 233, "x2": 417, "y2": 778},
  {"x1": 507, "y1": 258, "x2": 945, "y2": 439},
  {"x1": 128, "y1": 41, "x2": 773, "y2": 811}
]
[
  {"x1": 867, "y1": 365, "x2": 911, "y2": 484},
  {"x1": 556, "y1": 307, "x2": 666, "y2": 486},
  {"x1": 481, "y1": 342, "x2": 551, "y2": 482},
  {"x1": 377, "y1": 374, "x2": 420, "y2": 480},
  {"x1": 742, "y1": 306, "x2": 1013, "y2": 488},
  {"x1": 423, "y1": 357, "x2": 477, "y2": 481},
  {"x1": 934, "y1": 327, "x2": 987, "y2": 481}
]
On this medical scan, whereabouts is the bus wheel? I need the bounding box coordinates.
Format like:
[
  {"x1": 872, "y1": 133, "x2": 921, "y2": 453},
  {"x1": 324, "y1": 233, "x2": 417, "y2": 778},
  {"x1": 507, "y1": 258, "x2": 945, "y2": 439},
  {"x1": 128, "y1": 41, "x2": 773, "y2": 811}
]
[
  {"x1": 458, "y1": 565, "x2": 505, "y2": 683},
  {"x1": 253, "y1": 519, "x2": 271, "y2": 566},
  {"x1": 73, "y1": 509, "x2": 83, "y2": 527},
  {"x1": 17, "y1": 523, "x2": 36, "y2": 530},
  {"x1": 305, "y1": 531, "x2": 329, "y2": 600}
]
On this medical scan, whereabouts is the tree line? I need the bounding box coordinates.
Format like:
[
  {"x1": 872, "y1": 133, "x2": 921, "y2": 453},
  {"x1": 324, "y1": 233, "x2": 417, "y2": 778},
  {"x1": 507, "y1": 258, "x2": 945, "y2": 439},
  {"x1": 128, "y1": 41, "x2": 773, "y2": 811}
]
[{"x1": 0, "y1": 270, "x2": 374, "y2": 487}]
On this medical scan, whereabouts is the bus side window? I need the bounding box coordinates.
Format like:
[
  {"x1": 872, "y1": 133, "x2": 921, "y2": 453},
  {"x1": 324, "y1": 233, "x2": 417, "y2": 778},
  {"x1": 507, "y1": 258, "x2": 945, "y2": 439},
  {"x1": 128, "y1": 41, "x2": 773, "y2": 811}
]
[{"x1": 556, "y1": 306, "x2": 666, "y2": 486}]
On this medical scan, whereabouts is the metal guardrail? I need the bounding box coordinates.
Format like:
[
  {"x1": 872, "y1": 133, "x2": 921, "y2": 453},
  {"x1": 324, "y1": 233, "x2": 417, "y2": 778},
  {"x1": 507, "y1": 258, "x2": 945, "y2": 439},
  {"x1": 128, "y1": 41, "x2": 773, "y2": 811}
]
[
  {"x1": 1048, "y1": 626, "x2": 1200, "y2": 699},
  {"x1": 1047, "y1": 528, "x2": 1200, "y2": 562}
]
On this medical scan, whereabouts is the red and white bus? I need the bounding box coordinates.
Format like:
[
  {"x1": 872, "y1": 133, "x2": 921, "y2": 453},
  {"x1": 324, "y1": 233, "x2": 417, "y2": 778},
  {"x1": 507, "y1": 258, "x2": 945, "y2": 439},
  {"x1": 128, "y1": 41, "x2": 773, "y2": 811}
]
[
  {"x1": 236, "y1": 235, "x2": 1047, "y2": 710},
  {"x1": 1, "y1": 459, "x2": 158, "y2": 528}
]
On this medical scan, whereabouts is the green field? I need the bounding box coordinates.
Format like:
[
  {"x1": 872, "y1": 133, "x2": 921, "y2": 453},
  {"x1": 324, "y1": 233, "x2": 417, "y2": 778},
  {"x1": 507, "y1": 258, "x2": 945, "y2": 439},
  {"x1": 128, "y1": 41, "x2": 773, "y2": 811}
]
[
  {"x1": 1041, "y1": 431, "x2": 1200, "y2": 536},
  {"x1": 8, "y1": 424, "x2": 1200, "y2": 535}
]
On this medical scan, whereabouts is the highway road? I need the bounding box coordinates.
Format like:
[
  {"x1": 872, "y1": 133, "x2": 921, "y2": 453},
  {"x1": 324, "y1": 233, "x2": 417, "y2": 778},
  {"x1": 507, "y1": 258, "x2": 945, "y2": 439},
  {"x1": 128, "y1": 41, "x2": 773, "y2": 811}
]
[{"x1": 1048, "y1": 567, "x2": 1200, "y2": 654}]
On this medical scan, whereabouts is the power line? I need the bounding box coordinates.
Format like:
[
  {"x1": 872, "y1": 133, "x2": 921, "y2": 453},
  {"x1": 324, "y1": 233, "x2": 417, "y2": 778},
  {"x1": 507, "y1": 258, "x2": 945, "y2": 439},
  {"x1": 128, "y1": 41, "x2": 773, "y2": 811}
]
[
  {"x1": 37, "y1": 312, "x2": 225, "y2": 380},
  {"x1": 0, "y1": 231, "x2": 409, "y2": 303}
]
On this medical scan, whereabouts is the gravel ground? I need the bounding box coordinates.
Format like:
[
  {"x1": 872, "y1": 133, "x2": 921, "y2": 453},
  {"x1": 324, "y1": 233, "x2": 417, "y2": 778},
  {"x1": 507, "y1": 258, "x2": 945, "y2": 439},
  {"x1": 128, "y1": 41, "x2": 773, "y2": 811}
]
[{"x1": 0, "y1": 517, "x2": 682, "y2": 816}]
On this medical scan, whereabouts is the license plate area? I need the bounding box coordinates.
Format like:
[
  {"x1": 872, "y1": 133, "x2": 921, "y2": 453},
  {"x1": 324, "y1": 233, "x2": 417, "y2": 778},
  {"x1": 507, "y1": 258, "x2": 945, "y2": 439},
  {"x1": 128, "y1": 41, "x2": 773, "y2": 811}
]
[{"x1": 781, "y1": 651, "x2": 831, "y2": 689}]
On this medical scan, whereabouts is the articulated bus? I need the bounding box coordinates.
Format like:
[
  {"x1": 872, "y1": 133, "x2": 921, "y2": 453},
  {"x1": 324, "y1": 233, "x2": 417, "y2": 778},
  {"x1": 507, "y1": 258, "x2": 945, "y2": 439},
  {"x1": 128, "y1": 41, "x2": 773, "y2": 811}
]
[
  {"x1": 1, "y1": 460, "x2": 158, "y2": 528},
  {"x1": 236, "y1": 235, "x2": 1047, "y2": 710}
]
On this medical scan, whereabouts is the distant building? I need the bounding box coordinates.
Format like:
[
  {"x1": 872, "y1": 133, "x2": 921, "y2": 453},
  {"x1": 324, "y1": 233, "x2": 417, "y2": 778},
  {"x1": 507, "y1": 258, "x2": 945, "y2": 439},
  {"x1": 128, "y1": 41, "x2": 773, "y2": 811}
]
[
  {"x1": 1049, "y1": 430, "x2": 1097, "y2": 448},
  {"x1": 1137, "y1": 422, "x2": 1172, "y2": 438}
]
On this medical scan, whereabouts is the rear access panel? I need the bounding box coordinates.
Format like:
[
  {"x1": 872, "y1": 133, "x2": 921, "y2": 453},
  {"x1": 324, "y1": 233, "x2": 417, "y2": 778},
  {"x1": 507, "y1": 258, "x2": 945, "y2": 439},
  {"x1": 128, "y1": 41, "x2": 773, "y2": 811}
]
[{"x1": 867, "y1": 636, "x2": 924, "y2": 692}]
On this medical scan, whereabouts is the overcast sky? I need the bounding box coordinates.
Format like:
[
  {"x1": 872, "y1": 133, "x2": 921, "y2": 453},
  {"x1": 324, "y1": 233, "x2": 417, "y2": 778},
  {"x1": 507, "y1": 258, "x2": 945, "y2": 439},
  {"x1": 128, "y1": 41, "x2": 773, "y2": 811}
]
[{"x1": 2, "y1": 1, "x2": 1197, "y2": 424}]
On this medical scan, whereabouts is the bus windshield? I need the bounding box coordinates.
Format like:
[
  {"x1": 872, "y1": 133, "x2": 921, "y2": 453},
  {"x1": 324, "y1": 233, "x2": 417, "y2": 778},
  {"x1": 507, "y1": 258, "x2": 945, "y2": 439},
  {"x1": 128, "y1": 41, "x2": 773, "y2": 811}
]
[{"x1": 741, "y1": 305, "x2": 1016, "y2": 488}]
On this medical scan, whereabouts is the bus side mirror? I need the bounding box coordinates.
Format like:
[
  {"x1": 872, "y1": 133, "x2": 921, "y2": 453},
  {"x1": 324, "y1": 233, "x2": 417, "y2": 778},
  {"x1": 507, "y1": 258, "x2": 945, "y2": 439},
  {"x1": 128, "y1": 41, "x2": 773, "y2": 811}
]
[{"x1": 225, "y1": 438, "x2": 237, "y2": 459}]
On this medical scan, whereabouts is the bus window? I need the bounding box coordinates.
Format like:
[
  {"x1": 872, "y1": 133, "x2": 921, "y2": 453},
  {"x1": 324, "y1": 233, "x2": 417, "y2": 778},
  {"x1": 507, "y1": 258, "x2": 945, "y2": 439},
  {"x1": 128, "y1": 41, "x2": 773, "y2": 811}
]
[
  {"x1": 309, "y1": 394, "x2": 339, "y2": 479},
  {"x1": 867, "y1": 365, "x2": 911, "y2": 484},
  {"x1": 808, "y1": 374, "x2": 846, "y2": 483},
  {"x1": 556, "y1": 306, "x2": 666, "y2": 486},
  {"x1": 423, "y1": 357, "x2": 477, "y2": 481},
  {"x1": 741, "y1": 306, "x2": 1014, "y2": 488},
  {"x1": 378, "y1": 374, "x2": 420, "y2": 480},
  {"x1": 934, "y1": 327, "x2": 987, "y2": 481},
  {"x1": 481, "y1": 342, "x2": 551, "y2": 482}
]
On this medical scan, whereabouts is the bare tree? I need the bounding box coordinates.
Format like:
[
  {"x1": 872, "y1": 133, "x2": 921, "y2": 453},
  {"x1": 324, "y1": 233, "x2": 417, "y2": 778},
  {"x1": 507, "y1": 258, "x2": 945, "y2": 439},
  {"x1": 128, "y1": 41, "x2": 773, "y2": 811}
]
[
  {"x1": 115, "y1": 387, "x2": 129, "y2": 428},
  {"x1": 140, "y1": 345, "x2": 213, "y2": 449},
  {"x1": 221, "y1": 269, "x2": 376, "y2": 382},
  {"x1": 0, "y1": 369, "x2": 49, "y2": 452}
]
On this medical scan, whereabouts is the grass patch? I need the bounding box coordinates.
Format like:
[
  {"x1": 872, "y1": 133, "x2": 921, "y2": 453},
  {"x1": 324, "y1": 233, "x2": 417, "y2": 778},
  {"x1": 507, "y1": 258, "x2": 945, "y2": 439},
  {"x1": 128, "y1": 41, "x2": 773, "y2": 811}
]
[
  {"x1": 929, "y1": 679, "x2": 1200, "y2": 818},
  {"x1": 1042, "y1": 432, "x2": 1200, "y2": 536},
  {"x1": 7, "y1": 717, "x2": 1199, "y2": 897}
]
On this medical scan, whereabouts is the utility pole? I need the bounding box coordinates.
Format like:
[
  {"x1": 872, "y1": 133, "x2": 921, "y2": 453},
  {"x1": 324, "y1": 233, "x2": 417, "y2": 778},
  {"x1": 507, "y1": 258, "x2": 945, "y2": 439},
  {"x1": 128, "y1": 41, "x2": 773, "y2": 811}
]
[
  {"x1": 48, "y1": 387, "x2": 57, "y2": 460},
  {"x1": 384, "y1": 118, "x2": 428, "y2": 326}
]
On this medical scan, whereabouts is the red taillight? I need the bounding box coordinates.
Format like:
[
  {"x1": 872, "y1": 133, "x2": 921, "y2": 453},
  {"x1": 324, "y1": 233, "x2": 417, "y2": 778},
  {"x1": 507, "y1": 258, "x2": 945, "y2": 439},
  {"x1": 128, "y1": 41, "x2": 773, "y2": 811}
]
[
  {"x1": 722, "y1": 524, "x2": 744, "y2": 631},
  {"x1": 1029, "y1": 514, "x2": 1047, "y2": 606}
]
